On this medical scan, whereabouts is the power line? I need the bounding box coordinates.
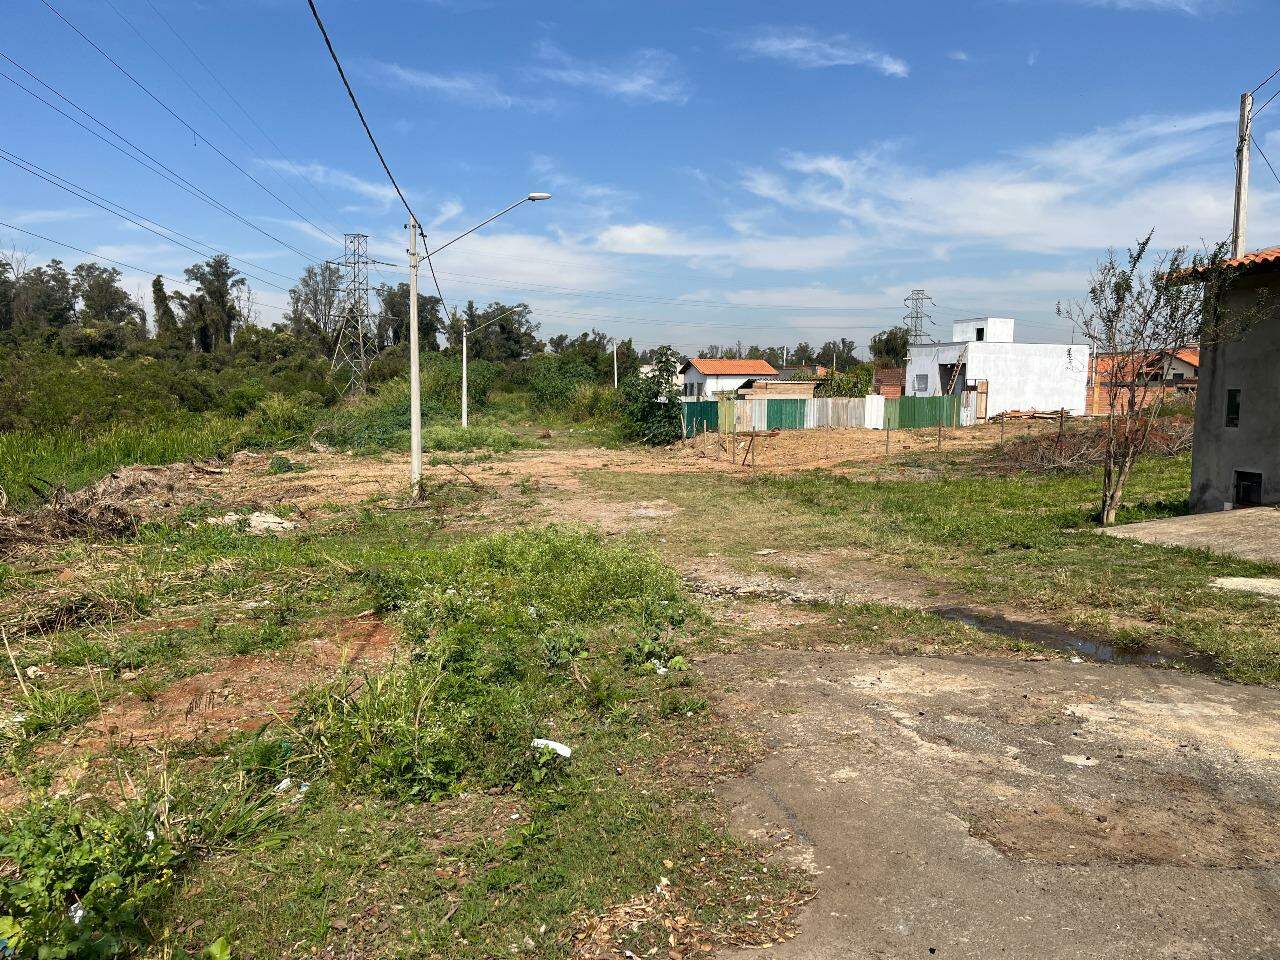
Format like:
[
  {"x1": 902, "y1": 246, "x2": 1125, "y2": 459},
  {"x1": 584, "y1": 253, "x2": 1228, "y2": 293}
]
[
  {"x1": 1254, "y1": 139, "x2": 1280, "y2": 191},
  {"x1": 1252, "y1": 85, "x2": 1280, "y2": 121},
  {"x1": 0, "y1": 149, "x2": 292, "y2": 292},
  {"x1": 101, "y1": 0, "x2": 341, "y2": 239},
  {"x1": 304, "y1": 0, "x2": 451, "y2": 314},
  {"x1": 0, "y1": 219, "x2": 290, "y2": 317},
  {"x1": 138, "y1": 0, "x2": 336, "y2": 217},
  {"x1": 39, "y1": 0, "x2": 340, "y2": 250},
  {"x1": 0, "y1": 52, "x2": 327, "y2": 263},
  {"x1": 1251, "y1": 63, "x2": 1280, "y2": 96}
]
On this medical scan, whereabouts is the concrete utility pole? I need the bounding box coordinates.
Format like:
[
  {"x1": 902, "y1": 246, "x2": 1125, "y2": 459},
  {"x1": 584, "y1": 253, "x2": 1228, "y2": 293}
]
[
  {"x1": 461, "y1": 321, "x2": 470, "y2": 429},
  {"x1": 613, "y1": 342, "x2": 619, "y2": 388},
  {"x1": 407, "y1": 216, "x2": 423, "y2": 495},
  {"x1": 1233, "y1": 91, "x2": 1253, "y2": 259}
]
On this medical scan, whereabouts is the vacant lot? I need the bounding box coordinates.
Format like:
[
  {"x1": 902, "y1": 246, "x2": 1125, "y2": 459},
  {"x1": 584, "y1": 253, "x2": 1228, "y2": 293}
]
[{"x1": 2, "y1": 424, "x2": 1277, "y2": 958}]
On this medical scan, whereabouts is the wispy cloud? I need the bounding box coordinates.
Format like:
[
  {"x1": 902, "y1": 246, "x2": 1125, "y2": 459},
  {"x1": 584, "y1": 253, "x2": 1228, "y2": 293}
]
[
  {"x1": 532, "y1": 41, "x2": 690, "y2": 104},
  {"x1": 6, "y1": 208, "x2": 92, "y2": 226},
  {"x1": 948, "y1": 50, "x2": 970, "y2": 62},
  {"x1": 733, "y1": 26, "x2": 909, "y2": 78},
  {"x1": 364, "y1": 61, "x2": 555, "y2": 111},
  {"x1": 1060, "y1": 0, "x2": 1212, "y2": 12},
  {"x1": 259, "y1": 160, "x2": 399, "y2": 207},
  {"x1": 739, "y1": 110, "x2": 1253, "y2": 254}
]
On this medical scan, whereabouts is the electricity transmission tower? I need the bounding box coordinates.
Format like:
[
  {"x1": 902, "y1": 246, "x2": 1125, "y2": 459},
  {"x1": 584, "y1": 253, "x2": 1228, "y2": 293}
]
[
  {"x1": 330, "y1": 233, "x2": 372, "y2": 394},
  {"x1": 903, "y1": 288, "x2": 935, "y2": 344}
]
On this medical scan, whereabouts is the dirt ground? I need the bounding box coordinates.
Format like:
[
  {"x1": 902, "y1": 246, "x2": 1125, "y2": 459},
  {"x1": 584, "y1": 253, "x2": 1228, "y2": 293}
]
[{"x1": 14, "y1": 428, "x2": 1279, "y2": 957}]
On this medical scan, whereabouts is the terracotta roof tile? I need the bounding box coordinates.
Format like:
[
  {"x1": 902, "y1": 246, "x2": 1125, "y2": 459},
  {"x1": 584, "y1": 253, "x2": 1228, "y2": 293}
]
[{"x1": 682, "y1": 358, "x2": 778, "y2": 376}]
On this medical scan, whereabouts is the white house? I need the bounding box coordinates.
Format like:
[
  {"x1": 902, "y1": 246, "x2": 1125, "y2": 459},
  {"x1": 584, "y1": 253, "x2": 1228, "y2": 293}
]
[
  {"x1": 679, "y1": 358, "x2": 778, "y2": 400},
  {"x1": 905, "y1": 318, "x2": 1090, "y2": 416}
]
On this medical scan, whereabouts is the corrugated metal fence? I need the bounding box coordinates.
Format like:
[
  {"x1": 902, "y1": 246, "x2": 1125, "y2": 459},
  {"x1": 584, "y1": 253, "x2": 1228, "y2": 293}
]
[{"x1": 683, "y1": 393, "x2": 971, "y2": 438}]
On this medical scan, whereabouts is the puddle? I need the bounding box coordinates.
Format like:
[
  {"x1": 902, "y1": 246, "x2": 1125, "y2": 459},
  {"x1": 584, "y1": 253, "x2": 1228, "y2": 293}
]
[{"x1": 929, "y1": 606, "x2": 1217, "y2": 672}]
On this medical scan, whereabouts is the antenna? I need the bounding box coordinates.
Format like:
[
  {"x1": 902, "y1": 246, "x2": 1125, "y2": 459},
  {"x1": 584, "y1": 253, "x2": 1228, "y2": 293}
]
[{"x1": 903, "y1": 289, "x2": 935, "y2": 344}]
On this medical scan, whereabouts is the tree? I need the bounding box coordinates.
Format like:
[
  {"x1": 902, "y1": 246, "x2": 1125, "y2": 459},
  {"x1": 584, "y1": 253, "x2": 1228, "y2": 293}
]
[
  {"x1": 869, "y1": 325, "x2": 910, "y2": 368},
  {"x1": 179, "y1": 255, "x2": 245, "y2": 351},
  {"x1": 447, "y1": 301, "x2": 541, "y2": 361},
  {"x1": 58, "y1": 263, "x2": 146, "y2": 357},
  {"x1": 152, "y1": 276, "x2": 183, "y2": 349},
  {"x1": 618, "y1": 346, "x2": 683, "y2": 445},
  {"x1": 12, "y1": 259, "x2": 74, "y2": 340},
  {"x1": 375, "y1": 282, "x2": 440, "y2": 352},
  {"x1": 283, "y1": 263, "x2": 343, "y2": 357},
  {"x1": 1058, "y1": 234, "x2": 1257, "y2": 526}
]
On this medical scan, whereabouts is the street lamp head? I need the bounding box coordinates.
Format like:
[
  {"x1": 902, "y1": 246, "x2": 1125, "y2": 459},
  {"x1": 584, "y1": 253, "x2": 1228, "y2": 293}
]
[{"x1": 527, "y1": 192, "x2": 552, "y2": 202}]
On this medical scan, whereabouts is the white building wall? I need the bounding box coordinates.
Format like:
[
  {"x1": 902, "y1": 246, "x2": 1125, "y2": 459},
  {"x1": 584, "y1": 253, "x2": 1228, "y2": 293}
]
[
  {"x1": 952, "y1": 317, "x2": 1015, "y2": 343},
  {"x1": 682, "y1": 371, "x2": 769, "y2": 399},
  {"x1": 907, "y1": 342, "x2": 1091, "y2": 416}
]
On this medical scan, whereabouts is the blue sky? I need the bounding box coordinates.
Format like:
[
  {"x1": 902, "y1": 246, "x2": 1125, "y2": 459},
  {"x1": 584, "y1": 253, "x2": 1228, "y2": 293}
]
[{"x1": 4, "y1": 0, "x2": 1279, "y2": 354}]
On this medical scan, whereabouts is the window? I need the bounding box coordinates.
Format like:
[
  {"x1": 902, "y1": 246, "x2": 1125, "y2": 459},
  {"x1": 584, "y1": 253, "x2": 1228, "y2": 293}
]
[
  {"x1": 914, "y1": 373, "x2": 929, "y2": 393},
  {"x1": 1234, "y1": 471, "x2": 1263, "y2": 507},
  {"x1": 1225, "y1": 388, "x2": 1241, "y2": 428},
  {"x1": 1172, "y1": 372, "x2": 1185, "y2": 382},
  {"x1": 976, "y1": 327, "x2": 985, "y2": 341}
]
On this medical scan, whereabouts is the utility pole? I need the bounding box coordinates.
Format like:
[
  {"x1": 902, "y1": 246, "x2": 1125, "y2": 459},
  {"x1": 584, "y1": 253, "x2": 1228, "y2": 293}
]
[
  {"x1": 407, "y1": 217, "x2": 422, "y2": 496},
  {"x1": 903, "y1": 289, "x2": 935, "y2": 345},
  {"x1": 461, "y1": 321, "x2": 470, "y2": 429},
  {"x1": 612, "y1": 342, "x2": 618, "y2": 388},
  {"x1": 1233, "y1": 91, "x2": 1253, "y2": 259}
]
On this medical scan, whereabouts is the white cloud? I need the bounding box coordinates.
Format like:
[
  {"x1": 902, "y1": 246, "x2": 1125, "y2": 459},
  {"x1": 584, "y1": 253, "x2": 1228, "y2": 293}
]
[
  {"x1": 6, "y1": 208, "x2": 92, "y2": 226},
  {"x1": 364, "y1": 61, "x2": 555, "y2": 111},
  {"x1": 738, "y1": 110, "x2": 1268, "y2": 255},
  {"x1": 532, "y1": 41, "x2": 690, "y2": 104},
  {"x1": 595, "y1": 222, "x2": 868, "y2": 271},
  {"x1": 948, "y1": 50, "x2": 970, "y2": 62},
  {"x1": 734, "y1": 26, "x2": 909, "y2": 79},
  {"x1": 1063, "y1": 0, "x2": 1210, "y2": 12},
  {"x1": 260, "y1": 160, "x2": 399, "y2": 207}
]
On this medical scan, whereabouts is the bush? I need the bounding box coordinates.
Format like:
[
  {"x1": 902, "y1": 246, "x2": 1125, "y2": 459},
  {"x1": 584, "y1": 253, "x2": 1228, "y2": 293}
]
[
  {"x1": 234, "y1": 392, "x2": 324, "y2": 449},
  {"x1": 290, "y1": 527, "x2": 691, "y2": 799},
  {"x1": 818, "y1": 364, "x2": 873, "y2": 398},
  {"x1": 618, "y1": 353, "x2": 683, "y2": 445},
  {"x1": 525, "y1": 354, "x2": 596, "y2": 413},
  {"x1": 0, "y1": 782, "x2": 284, "y2": 959}
]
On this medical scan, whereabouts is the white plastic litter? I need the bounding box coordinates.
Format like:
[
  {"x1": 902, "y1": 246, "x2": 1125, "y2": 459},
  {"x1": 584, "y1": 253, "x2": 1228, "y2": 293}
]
[{"x1": 530, "y1": 738, "x2": 572, "y2": 758}]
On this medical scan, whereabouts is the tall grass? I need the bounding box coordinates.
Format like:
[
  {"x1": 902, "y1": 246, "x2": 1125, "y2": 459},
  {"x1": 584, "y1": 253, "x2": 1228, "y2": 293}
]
[{"x1": 0, "y1": 417, "x2": 238, "y2": 509}]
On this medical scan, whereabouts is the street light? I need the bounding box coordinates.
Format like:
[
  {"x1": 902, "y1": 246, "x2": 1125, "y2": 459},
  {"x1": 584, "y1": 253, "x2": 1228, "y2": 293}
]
[
  {"x1": 406, "y1": 193, "x2": 551, "y2": 496},
  {"x1": 461, "y1": 306, "x2": 520, "y2": 429}
]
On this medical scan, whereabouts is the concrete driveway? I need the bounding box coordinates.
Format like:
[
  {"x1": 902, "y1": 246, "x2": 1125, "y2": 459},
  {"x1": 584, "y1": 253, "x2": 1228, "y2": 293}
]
[
  {"x1": 1103, "y1": 507, "x2": 1280, "y2": 565},
  {"x1": 707, "y1": 648, "x2": 1280, "y2": 960}
]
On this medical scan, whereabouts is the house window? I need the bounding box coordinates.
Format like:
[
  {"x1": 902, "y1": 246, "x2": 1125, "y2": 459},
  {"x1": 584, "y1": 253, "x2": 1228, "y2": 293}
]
[
  {"x1": 913, "y1": 374, "x2": 929, "y2": 393},
  {"x1": 976, "y1": 327, "x2": 985, "y2": 341},
  {"x1": 1225, "y1": 388, "x2": 1241, "y2": 428},
  {"x1": 1234, "y1": 471, "x2": 1263, "y2": 507},
  {"x1": 1172, "y1": 372, "x2": 1185, "y2": 381}
]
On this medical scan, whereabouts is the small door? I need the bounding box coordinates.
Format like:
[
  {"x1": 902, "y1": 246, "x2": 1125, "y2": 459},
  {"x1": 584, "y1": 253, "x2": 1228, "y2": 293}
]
[{"x1": 1234, "y1": 470, "x2": 1263, "y2": 507}]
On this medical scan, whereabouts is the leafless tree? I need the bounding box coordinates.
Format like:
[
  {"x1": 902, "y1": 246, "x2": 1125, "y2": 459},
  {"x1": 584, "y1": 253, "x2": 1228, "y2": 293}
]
[{"x1": 1059, "y1": 233, "x2": 1258, "y2": 525}]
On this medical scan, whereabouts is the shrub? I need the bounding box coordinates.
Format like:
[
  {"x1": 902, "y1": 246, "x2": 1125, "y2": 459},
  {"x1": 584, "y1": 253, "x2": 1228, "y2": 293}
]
[
  {"x1": 618, "y1": 352, "x2": 683, "y2": 445},
  {"x1": 234, "y1": 392, "x2": 324, "y2": 450},
  {"x1": 525, "y1": 354, "x2": 596, "y2": 413}
]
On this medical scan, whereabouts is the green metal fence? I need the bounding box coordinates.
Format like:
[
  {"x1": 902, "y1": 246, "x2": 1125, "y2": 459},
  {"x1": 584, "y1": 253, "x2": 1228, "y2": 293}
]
[
  {"x1": 890, "y1": 395, "x2": 961, "y2": 429},
  {"x1": 682, "y1": 400, "x2": 718, "y2": 438},
  {"x1": 765, "y1": 398, "x2": 807, "y2": 430}
]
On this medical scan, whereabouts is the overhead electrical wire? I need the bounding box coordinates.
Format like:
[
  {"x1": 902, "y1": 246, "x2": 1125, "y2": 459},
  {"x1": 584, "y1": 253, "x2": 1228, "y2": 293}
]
[
  {"x1": 0, "y1": 219, "x2": 291, "y2": 317},
  {"x1": 0, "y1": 54, "x2": 327, "y2": 264},
  {"x1": 39, "y1": 0, "x2": 341, "y2": 251},
  {"x1": 0, "y1": 149, "x2": 292, "y2": 292},
  {"x1": 138, "y1": 0, "x2": 336, "y2": 217},
  {"x1": 1251, "y1": 63, "x2": 1280, "y2": 96},
  {"x1": 1252, "y1": 85, "x2": 1280, "y2": 121},
  {"x1": 1254, "y1": 139, "x2": 1280, "y2": 191},
  {"x1": 100, "y1": 0, "x2": 341, "y2": 239},
  {"x1": 304, "y1": 0, "x2": 452, "y2": 313}
]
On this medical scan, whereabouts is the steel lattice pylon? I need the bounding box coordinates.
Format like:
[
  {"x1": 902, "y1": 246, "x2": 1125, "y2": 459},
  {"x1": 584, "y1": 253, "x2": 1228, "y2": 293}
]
[{"x1": 330, "y1": 233, "x2": 372, "y2": 394}]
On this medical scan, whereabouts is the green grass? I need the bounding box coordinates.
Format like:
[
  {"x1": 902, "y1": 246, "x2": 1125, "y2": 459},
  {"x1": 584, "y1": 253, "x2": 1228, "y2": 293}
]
[
  {"x1": 2, "y1": 520, "x2": 799, "y2": 959},
  {"x1": 583, "y1": 452, "x2": 1280, "y2": 684},
  {"x1": 0, "y1": 416, "x2": 239, "y2": 509}
]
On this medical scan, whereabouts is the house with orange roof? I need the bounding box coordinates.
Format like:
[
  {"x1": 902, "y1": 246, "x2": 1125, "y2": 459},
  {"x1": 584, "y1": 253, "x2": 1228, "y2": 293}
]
[
  {"x1": 1186, "y1": 245, "x2": 1280, "y2": 510},
  {"x1": 1085, "y1": 347, "x2": 1199, "y2": 416},
  {"x1": 678, "y1": 357, "x2": 778, "y2": 400}
]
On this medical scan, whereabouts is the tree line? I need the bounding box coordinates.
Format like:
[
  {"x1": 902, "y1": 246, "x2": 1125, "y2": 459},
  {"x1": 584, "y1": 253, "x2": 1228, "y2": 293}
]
[{"x1": 697, "y1": 326, "x2": 911, "y2": 370}]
